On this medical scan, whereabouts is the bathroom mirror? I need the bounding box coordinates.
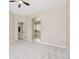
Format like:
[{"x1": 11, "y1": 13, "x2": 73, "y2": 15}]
[{"x1": 32, "y1": 17, "x2": 41, "y2": 42}]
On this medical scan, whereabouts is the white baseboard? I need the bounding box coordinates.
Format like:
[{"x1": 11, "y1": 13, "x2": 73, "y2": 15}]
[
  {"x1": 37, "y1": 41, "x2": 67, "y2": 48},
  {"x1": 9, "y1": 40, "x2": 67, "y2": 48}
]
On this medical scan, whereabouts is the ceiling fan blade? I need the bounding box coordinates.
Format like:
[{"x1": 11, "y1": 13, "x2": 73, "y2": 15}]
[
  {"x1": 9, "y1": 1, "x2": 16, "y2": 2},
  {"x1": 22, "y1": 0, "x2": 29, "y2": 6},
  {"x1": 18, "y1": 3, "x2": 21, "y2": 8}
]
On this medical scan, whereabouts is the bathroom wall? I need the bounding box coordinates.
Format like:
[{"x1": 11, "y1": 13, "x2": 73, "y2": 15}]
[{"x1": 26, "y1": 7, "x2": 67, "y2": 48}]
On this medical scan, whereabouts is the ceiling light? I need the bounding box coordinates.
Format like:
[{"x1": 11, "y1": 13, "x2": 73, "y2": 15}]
[{"x1": 18, "y1": 0, "x2": 22, "y2": 4}]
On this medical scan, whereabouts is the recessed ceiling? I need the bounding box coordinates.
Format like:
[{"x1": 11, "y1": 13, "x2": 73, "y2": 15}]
[{"x1": 9, "y1": 0, "x2": 67, "y2": 16}]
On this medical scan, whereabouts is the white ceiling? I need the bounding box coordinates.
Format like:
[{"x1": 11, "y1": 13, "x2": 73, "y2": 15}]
[{"x1": 9, "y1": 0, "x2": 67, "y2": 16}]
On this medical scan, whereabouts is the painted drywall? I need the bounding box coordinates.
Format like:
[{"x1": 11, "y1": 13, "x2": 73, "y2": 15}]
[
  {"x1": 66, "y1": 0, "x2": 70, "y2": 54},
  {"x1": 9, "y1": 12, "x2": 15, "y2": 41},
  {"x1": 9, "y1": 7, "x2": 67, "y2": 48},
  {"x1": 26, "y1": 7, "x2": 67, "y2": 48}
]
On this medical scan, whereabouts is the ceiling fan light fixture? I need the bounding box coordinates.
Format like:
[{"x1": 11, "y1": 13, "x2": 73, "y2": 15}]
[
  {"x1": 10, "y1": 0, "x2": 30, "y2": 8},
  {"x1": 18, "y1": 0, "x2": 22, "y2": 4}
]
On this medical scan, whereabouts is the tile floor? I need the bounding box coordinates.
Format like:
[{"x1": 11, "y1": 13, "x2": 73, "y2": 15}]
[{"x1": 9, "y1": 40, "x2": 69, "y2": 59}]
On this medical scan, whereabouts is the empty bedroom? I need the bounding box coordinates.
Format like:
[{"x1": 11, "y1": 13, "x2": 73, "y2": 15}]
[{"x1": 9, "y1": 0, "x2": 70, "y2": 59}]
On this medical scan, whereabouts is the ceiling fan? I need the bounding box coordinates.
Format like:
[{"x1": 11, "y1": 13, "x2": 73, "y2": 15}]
[{"x1": 9, "y1": 0, "x2": 30, "y2": 8}]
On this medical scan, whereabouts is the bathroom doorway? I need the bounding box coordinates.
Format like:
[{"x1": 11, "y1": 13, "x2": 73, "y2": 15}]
[{"x1": 18, "y1": 22, "x2": 24, "y2": 40}]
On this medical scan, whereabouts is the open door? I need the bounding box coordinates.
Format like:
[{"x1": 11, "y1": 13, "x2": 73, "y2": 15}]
[{"x1": 18, "y1": 22, "x2": 24, "y2": 40}]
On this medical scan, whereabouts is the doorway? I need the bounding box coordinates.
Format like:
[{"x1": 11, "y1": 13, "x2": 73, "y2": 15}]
[
  {"x1": 32, "y1": 17, "x2": 41, "y2": 42},
  {"x1": 18, "y1": 22, "x2": 24, "y2": 40}
]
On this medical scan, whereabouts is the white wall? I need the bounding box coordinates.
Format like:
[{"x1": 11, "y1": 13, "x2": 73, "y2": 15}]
[
  {"x1": 66, "y1": 0, "x2": 70, "y2": 53},
  {"x1": 9, "y1": 7, "x2": 67, "y2": 48},
  {"x1": 9, "y1": 12, "x2": 14, "y2": 41},
  {"x1": 26, "y1": 7, "x2": 67, "y2": 48}
]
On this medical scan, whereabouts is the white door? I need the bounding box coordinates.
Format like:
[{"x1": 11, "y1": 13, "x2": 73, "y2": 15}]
[{"x1": 18, "y1": 22, "x2": 23, "y2": 40}]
